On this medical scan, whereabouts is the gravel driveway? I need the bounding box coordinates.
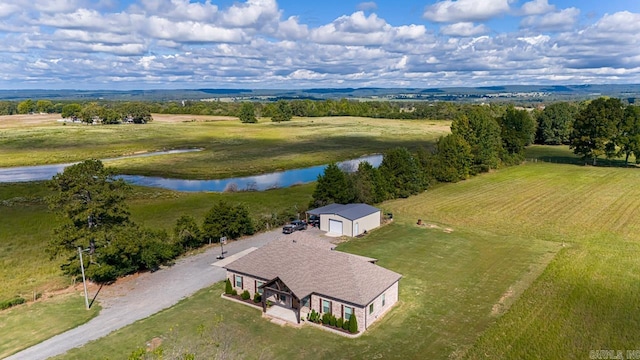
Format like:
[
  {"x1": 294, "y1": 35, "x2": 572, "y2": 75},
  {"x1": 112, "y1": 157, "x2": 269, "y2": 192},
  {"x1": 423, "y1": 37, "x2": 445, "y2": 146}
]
[{"x1": 7, "y1": 227, "x2": 329, "y2": 360}]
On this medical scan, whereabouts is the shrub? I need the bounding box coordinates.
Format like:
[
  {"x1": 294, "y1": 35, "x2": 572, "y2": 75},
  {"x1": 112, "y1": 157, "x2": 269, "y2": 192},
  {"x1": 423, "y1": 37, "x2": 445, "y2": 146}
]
[
  {"x1": 336, "y1": 317, "x2": 344, "y2": 329},
  {"x1": 225, "y1": 279, "x2": 233, "y2": 295},
  {"x1": 349, "y1": 313, "x2": 358, "y2": 333},
  {"x1": 231, "y1": 289, "x2": 238, "y2": 296},
  {"x1": 0, "y1": 297, "x2": 26, "y2": 310},
  {"x1": 241, "y1": 290, "x2": 251, "y2": 300},
  {"x1": 308, "y1": 309, "x2": 321, "y2": 323},
  {"x1": 322, "y1": 313, "x2": 331, "y2": 325},
  {"x1": 253, "y1": 292, "x2": 262, "y2": 303},
  {"x1": 330, "y1": 314, "x2": 337, "y2": 326},
  {"x1": 342, "y1": 317, "x2": 349, "y2": 330}
]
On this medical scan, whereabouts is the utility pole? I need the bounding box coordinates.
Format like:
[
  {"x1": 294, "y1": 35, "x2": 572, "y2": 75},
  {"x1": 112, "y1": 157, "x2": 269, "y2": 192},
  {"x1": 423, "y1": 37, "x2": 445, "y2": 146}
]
[{"x1": 78, "y1": 247, "x2": 90, "y2": 310}]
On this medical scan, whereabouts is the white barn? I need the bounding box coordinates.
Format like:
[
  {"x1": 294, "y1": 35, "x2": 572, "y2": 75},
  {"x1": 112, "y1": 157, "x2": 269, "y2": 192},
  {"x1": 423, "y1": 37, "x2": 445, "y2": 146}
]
[{"x1": 307, "y1": 203, "x2": 381, "y2": 237}]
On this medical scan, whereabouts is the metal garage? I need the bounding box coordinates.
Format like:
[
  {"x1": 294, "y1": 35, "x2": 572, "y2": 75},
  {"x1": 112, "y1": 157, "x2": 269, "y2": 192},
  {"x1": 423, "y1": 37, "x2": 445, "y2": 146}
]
[{"x1": 307, "y1": 203, "x2": 381, "y2": 237}]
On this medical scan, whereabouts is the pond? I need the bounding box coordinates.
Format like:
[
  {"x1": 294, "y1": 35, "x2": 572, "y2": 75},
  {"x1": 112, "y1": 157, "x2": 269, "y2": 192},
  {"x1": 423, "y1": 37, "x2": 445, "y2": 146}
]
[{"x1": 0, "y1": 151, "x2": 382, "y2": 192}]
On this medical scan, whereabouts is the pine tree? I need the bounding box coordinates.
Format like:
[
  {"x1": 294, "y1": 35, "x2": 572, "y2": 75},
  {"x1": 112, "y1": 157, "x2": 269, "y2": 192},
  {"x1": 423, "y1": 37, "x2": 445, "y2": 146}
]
[
  {"x1": 225, "y1": 278, "x2": 233, "y2": 294},
  {"x1": 348, "y1": 313, "x2": 358, "y2": 333}
]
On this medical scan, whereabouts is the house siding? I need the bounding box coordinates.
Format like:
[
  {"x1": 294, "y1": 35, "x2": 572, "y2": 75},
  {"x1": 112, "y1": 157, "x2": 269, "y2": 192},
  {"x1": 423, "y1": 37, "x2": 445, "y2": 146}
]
[
  {"x1": 364, "y1": 281, "x2": 399, "y2": 330},
  {"x1": 352, "y1": 211, "x2": 381, "y2": 236},
  {"x1": 227, "y1": 271, "x2": 263, "y2": 299},
  {"x1": 309, "y1": 294, "x2": 367, "y2": 333}
]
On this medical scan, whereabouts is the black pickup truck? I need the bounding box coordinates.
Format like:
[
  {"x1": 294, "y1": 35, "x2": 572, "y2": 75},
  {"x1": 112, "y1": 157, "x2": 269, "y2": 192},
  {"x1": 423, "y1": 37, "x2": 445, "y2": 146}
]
[{"x1": 283, "y1": 220, "x2": 308, "y2": 234}]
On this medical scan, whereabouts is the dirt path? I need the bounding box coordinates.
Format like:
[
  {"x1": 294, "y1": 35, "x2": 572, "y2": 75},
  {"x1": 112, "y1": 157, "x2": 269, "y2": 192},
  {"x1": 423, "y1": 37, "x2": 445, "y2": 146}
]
[{"x1": 7, "y1": 229, "x2": 322, "y2": 360}]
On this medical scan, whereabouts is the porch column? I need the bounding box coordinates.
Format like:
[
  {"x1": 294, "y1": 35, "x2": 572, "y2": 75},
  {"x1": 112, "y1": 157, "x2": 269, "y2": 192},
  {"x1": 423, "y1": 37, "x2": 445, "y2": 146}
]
[{"x1": 262, "y1": 290, "x2": 267, "y2": 313}]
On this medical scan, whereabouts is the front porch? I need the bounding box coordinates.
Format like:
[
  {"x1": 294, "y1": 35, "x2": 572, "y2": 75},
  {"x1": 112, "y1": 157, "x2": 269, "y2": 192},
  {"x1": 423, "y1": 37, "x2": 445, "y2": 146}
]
[
  {"x1": 263, "y1": 304, "x2": 300, "y2": 326},
  {"x1": 260, "y1": 277, "x2": 306, "y2": 325}
]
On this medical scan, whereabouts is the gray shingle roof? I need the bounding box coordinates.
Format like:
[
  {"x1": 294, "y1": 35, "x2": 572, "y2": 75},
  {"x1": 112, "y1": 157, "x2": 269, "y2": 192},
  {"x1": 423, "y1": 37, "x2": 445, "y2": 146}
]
[
  {"x1": 307, "y1": 203, "x2": 380, "y2": 221},
  {"x1": 224, "y1": 238, "x2": 401, "y2": 306}
]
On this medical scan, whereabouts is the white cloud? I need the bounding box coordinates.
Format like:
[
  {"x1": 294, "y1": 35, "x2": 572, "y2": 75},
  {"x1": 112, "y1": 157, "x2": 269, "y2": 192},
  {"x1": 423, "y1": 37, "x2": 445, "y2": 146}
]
[
  {"x1": 441, "y1": 22, "x2": 490, "y2": 37},
  {"x1": 520, "y1": 0, "x2": 555, "y2": 16},
  {"x1": 423, "y1": 0, "x2": 512, "y2": 23},
  {"x1": 521, "y1": 7, "x2": 580, "y2": 32},
  {"x1": 357, "y1": 2, "x2": 377, "y2": 11}
]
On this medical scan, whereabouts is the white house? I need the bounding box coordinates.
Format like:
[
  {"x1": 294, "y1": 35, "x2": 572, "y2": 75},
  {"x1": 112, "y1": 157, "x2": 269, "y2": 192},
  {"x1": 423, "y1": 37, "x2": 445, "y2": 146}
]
[{"x1": 307, "y1": 203, "x2": 381, "y2": 237}]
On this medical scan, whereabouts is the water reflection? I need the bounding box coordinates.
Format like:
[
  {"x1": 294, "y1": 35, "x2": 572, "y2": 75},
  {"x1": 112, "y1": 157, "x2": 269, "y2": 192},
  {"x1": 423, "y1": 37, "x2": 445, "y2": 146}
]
[
  {"x1": 118, "y1": 155, "x2": 383, "y2": 192},
  {"x1": 0, "y1": 152, "x2": 382, "y2": 193}
]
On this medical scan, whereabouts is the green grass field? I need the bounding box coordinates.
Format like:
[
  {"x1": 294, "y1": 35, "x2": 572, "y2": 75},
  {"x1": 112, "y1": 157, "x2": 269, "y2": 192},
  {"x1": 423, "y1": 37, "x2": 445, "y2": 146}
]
[
  {"x1": 0, "y1": 294, "x2": 100, "y2": 359},
  {"x1": 56, "y1": 222, "x2": 556, "y2": 360},
  {"x1": 0, "y1": 114, "x2": 450, "y2": 179}
]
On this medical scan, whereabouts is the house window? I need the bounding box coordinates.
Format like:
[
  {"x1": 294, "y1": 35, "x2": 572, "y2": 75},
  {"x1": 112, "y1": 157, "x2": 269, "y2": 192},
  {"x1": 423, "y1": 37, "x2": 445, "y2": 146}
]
[
  {"x1": 344, "y1": 306, "x2": 354, "y2": 321},
  {"x1": 322, "y1": 299, "x2": 331, "y2": 314},
  {"x1": 280, "y1": 294, "x2": 287, "y2": 303},
  {"x1": 302, "y1": 296, "x2": 310, "y2": 308},
  {"x1": 234, "y1": 275, "x2": 243, "y2": 289},
  {"x1": 382, "y1": 293, "x2": 386, "y2": 307},
  {"x1": 255, "y1": 280, "x2": 264, "y2": 295},
  {"x1": 369, "y1": 303, "x2": 374, "y2": 314}
]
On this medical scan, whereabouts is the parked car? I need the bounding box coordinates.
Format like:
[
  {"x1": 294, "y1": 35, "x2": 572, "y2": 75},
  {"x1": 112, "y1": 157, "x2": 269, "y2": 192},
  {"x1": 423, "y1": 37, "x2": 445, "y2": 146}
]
[
  {"x1": 308, "y1": 215, "x2": 320, "y2": 227},
  {"x1": 282, "y1": 220, "x2": 308, "y2": 234}
]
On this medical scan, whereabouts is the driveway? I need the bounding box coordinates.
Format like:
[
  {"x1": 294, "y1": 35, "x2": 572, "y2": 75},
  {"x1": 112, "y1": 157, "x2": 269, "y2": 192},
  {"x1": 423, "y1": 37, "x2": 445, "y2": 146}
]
[{"x1": 7, "y1": 227, "x2": 329, "y2": 360}]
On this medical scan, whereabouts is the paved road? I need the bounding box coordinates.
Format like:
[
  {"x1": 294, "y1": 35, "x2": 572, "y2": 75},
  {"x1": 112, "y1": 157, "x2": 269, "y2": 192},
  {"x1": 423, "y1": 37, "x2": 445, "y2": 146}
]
[{"x1": 7, "y1": 228, "x2": 327, "y2": 360}]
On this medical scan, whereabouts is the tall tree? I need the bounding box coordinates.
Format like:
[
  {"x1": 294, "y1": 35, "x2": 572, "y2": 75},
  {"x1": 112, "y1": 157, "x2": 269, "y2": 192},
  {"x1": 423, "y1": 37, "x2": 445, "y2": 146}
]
[
  {"x1": 615, "y1": 105, "x2": 640, "y2": 165},
  {"x1": 271, "y1": 100, "x2": 293, "y2": 122},
  {"x1": 174, "y1": 215, "x2": 202, "y2": 250},
  {"x1": 238, "y1": 102, "x2": 257, "y2": 123},
  {"x1": 310, "y1": 163, "x2": 354, "y2": 207},
  {"x1": 500, "y1": 106, "x2": 536, "y2": 161},
  {"x1": 452, "y1": 107, "x2": 502, "y2": 173},
  {"x1": 202, "y1": 201, "x2": 254, "y2": 242},
  {"x1": 432, "y1": 134, "x2": 472, "y2": 183},
  {"x1": 379, "y1": 147, "x2": 426, "y2": 198},
  {"x1": 536, "y1": 102, "x2": 577, "y2": 144},
  {"x1": 46, "y1": 160, "x2": 132, "y2": 278},
  {"x1": 350, "y1": 161, "x2": 386, "y2": 204},
  {"x1": 36, "y1": 100, "x2": 54, "y2": 113},
  {"x1": 570, "y1": 97, "x2": 623, "y2": 165},
  {"x1": 61, "y1": 103, "x2": 82, "y2": 119},
  {"x1": 17, "y1": 99, "x2": 35, "y2": 114}
]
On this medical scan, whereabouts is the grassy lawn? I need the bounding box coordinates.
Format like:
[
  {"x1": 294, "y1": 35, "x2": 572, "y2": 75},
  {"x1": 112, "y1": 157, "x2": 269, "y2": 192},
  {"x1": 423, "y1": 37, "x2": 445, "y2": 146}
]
[
  {"x1": 0, "y1": 114, "x2": 450, "y2": 179},
  {"x1": 57, "y1": 221, "x2": 556, "y2": 360},
  {"x1": 0, "y1": 293, "x2": 100, "y2": 359},
  {"x1": 384, "y1": 161, "x2": 640, "y2": 359}
]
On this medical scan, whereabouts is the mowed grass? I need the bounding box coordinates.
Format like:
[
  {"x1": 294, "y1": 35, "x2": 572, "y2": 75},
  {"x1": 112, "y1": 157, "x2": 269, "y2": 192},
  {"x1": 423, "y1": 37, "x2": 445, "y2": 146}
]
[
  {"x1": 0, "y1": 114, "x2": 450, "y2": 179},
  {"x1": 384, "y1": 161, "x2": 640, "y2": 358},
  {"x1": 0, "y1": 294, "x2": 100, "y2": 359},
  {"x1": 57, "y1": 222, "x2": 556, "y2": 360},
  {"x1": 0, "y1": 183, "x2": 314, "y2": 302}
]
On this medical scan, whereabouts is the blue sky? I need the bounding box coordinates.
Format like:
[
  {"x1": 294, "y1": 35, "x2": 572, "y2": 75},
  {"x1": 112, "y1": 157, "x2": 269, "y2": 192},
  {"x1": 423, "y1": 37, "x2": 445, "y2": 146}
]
[{"x1": 1, "y1": 0, "x2": 639, "y2": 89}]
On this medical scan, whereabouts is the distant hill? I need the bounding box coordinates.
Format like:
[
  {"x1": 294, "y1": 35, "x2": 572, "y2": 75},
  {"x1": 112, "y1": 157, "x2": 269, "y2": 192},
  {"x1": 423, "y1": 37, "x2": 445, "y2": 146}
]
[{"x1": 0, "y1": 84, "x2": 638, "y2": 103}]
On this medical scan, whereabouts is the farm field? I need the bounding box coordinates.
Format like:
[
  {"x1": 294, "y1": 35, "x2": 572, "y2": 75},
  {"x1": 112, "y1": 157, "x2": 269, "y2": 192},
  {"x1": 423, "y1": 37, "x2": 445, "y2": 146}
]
[
  {"x1": 56, "y1": 221, "x2": 557, "y2": 360},
  {"x1": 0, "y1": 114, "x2": 450, "y2": 179}
]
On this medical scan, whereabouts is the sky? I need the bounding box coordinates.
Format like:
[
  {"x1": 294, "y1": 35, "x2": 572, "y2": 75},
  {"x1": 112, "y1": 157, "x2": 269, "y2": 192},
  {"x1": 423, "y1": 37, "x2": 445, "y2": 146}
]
[{"x1": 1, "y1": 0, "x2": 640, "y2": 89}]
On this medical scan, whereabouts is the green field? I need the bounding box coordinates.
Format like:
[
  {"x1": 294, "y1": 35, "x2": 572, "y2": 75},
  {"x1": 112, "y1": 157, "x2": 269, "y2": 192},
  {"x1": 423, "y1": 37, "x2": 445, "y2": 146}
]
[
  {"x1": 0, "y1": 114, "x2": 450, "y2": 179},
  {"x1": 0, "y1": 294, "x2": 100, "y2": 359}
]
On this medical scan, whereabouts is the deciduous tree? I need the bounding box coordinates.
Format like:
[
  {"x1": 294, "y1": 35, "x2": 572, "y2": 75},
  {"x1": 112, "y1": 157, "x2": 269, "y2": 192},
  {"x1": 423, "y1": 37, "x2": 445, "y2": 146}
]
[
  {"x1": 500, "y1": 106, "x2": 536, "y2": 162},
  {"x1": 570, "y1": 97, "x2": 623, "y2": 165},
  {"x1": 271, "y1": 100, "x2": 293, "y2": 122},
  {"x1": 536, "y1": 102, "x2": 576, "y2": 144},
  {"x1": 238, "y1": 102, "x2": 257, "y2": 123}
]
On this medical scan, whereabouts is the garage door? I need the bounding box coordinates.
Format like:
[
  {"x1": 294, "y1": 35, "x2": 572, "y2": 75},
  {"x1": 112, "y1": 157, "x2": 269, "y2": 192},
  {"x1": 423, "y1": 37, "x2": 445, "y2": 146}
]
[{"x1": 329, "y1": 219, "x2": 343, "y2": 235}]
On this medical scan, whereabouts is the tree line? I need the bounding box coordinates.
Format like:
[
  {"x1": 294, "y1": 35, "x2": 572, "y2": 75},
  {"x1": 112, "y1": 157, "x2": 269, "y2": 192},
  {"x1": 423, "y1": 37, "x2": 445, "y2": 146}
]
[
  {"x1": 46, "y1": 160, "x2": 308, "y2": 284},
  {"x1": 311, "y1": 106, "x2": 536, "y2": 206}
]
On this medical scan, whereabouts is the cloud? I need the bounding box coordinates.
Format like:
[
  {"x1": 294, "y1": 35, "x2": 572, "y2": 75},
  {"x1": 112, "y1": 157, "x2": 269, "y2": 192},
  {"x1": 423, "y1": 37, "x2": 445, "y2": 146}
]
[
  {"x1": 423, "y1": 0, "x2": 512, "y2": 23},
  {"x1": 520, "y1": 0, "x2": 555, "y2": 16},
  {"x1": 310, "y1": 12, "x2": 426, "y2": 45},
  {"x1": 521, "y1": 7, "x2": 580, "y2": 32},
  {"x1": 357, "y1": 2, "x2": 377, "y2": 11},
  {"x1": 440, "y1": 22, "x2": 490, "y2": 37}
]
